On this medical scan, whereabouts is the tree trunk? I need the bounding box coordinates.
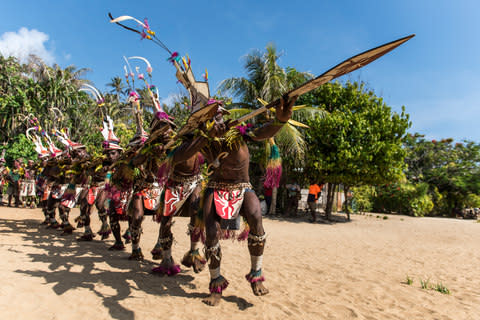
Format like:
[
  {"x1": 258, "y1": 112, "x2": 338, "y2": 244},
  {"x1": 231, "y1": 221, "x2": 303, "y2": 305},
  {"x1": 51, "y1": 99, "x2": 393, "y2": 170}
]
[
  {"x1": 269, "y1": 187, "x2": 278, "y2": 215},
  {"x1": 344, "y1": 186, "x2": 351, "y2": 221},
  {"x1": 325, "y1": 183, "x2": 337, "y2": 221}
]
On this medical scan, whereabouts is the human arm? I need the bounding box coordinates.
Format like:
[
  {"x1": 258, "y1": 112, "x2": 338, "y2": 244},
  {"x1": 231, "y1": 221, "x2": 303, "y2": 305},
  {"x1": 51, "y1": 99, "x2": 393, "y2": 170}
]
[{"x1": 247, "y1": 95, "x2": 298, "y2": 142}]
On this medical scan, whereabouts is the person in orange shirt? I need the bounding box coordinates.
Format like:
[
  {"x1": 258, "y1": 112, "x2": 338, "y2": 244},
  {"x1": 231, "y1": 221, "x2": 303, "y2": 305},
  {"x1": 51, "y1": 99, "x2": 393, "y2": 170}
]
[{"x1": 307, "y1": 182, "x2": 323, "y2": 222}]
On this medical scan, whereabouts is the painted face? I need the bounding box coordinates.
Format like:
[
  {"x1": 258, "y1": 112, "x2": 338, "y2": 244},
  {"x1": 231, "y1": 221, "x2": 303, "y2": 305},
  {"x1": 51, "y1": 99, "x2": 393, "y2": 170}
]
[
  {"x1": 107, "y1": 149, "x2": 121, "y2": 162},
  {"x1": 73, "y1": 148, "x2": 88, "y2": 159}
]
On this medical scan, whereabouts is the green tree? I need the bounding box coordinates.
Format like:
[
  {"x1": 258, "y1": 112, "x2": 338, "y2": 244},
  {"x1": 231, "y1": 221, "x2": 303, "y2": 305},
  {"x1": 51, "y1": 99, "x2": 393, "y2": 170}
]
[
  {"x1": 304, "y1": 81, "x2": 410, "y2": 220},
  {"x1": 403, "y1": 134, "x2": 480, "y2": 216}
]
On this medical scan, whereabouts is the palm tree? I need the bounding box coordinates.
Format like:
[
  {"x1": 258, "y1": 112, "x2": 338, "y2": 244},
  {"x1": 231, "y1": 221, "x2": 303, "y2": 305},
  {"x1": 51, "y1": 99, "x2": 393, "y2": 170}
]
[
  {"x1": 107, "y1": 76, "x2": 127, "y2": 101},
  {"x1": 219, "y1": 43, "x2": 323, "y2": 214}
]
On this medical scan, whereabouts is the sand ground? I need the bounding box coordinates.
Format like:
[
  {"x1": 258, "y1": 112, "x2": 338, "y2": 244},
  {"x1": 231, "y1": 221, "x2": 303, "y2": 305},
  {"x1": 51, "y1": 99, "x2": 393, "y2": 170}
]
[{"x1": 0, "y1": 207, "x2": 479, "y2": 320}]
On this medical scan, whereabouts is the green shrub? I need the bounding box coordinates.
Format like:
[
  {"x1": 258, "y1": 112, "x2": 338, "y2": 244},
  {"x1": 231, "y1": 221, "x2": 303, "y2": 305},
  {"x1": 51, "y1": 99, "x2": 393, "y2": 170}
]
[
  {"x1": 372, "y1": 182, "x2": 433, "y2": 216},
  {"x1": 351, "y1": 185, "x2": 374, "y2": 213}
]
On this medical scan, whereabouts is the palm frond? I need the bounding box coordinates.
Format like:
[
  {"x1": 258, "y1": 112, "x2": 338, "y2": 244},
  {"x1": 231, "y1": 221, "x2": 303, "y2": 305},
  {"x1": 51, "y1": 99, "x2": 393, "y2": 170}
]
[
  {"x1": 288, "y1": 119, "x2": 309, "y2": 128},
  {"x1": 275, "y1": 123, "x2": 306, "y2": 164}
]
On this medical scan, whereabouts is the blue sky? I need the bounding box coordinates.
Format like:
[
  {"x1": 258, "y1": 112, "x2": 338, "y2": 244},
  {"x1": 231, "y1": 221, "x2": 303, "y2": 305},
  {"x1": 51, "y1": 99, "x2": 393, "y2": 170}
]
[{"x1": 1, "y1": 0, "x2": 479, "y2": 141}]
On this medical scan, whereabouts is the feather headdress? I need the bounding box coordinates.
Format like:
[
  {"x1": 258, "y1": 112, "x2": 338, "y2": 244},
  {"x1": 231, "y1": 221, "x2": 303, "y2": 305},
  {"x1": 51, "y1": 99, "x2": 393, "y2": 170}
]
[
  {"x1": 109, "y1": 14, "x2": 225, "y2": 116},
  {"x1": 26, "y1": 127, "x2": 50, "y2": 159},
  {"x1": 54, "y1": 128, "x2": 85, "y2": 150},
  {"x1": 101, "y1": 115, "x2": 123, "y2": 151},
  {"x1": 127, "y1": 55, "x2": 175, "y2": 131},
  {"x1": 80, "y1": 84, "x2": 122, "y2": 151}
]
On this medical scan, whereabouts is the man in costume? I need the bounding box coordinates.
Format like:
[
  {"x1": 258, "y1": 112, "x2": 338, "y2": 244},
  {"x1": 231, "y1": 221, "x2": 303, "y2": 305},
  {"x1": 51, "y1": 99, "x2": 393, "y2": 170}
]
[
  {"x1": 54, "y1": 130, "x2": 90, "y2": 235},
  {"x1": 151, "y1": 148, "x2": 205, "y2": 274},
  {"x1": 26, "y1": 126, "x2": 55, "y2": 223},
  {"x1": 152, "y1": 53, "x2": 296, "y2": 304},
  {"x1": 77, "y1": 116, "x2": 123, "y2": 241},
  {"x1": 173, "y1": 94, "x2": 296, "y2": 305},
  {"x1": 20, "y1": 159, "x2": 37, "y2": 208},
  {"x1": 106, "y1": 92, "x2": 149, "y2": 251},
  {"x1": 123, "y1": 88, "x2": 174, "y2": 260},
  {"x1": 44, "y1": 131, "x2": 74, "y2": 229},
  {"x1": 150, "y1": 61, "x2": 212, "y2": 275}
]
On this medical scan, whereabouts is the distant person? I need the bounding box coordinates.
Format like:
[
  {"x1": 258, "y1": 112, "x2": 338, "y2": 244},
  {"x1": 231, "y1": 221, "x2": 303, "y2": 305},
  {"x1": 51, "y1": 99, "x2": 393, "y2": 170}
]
[
  {"x1": 285, "y1": 181, "x2": 301, "y2": 216},
  {"x1": 6, "y1": 159, "x2": 23, "y2": 207},
  {"x1": 0, "y1": 154, "x2": 7, "y2": 205},
  {"x1": 307, "y1": 182, "x2": 323, "y2": 222}
]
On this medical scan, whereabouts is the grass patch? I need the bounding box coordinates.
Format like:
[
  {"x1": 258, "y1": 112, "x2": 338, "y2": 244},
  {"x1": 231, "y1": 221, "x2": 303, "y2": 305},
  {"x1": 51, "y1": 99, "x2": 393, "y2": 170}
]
[
  {"x1": 383, "y1": 216, "x2": 388, "y2": 220},
  {"x1": 376, "y1": 215, "x2": 380, "y2": 218},
  {"x1": 420, "y1": 278, "x2": 430, "y2": 289},
  {"x1": 405, "y1": 275, "x2": 413, "y2": 285},
  {"x1": 400, "y1": 218, "x2": 404, "y2": 221},
  {"x1": 434, "y1": 282, "x2": 450, "y2": 294}
]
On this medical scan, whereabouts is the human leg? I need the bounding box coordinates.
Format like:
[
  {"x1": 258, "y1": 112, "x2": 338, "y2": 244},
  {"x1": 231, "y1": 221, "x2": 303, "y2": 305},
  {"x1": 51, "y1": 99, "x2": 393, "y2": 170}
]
[
  {"x1": 242, "y1": 191, "x2": 269, "y2": 296},
  {"x1": 202, "y1": 190, "x2": 226, "y2": 306},
  {"x1": 95, "y1": 190, "x2": 111, "y2": 240},
  {"x1": 128, "y1": 195, "x2": 144, "y2": 260},
  {"x1": 180, "y1": 187, "x2": 206, "y2": 273}
]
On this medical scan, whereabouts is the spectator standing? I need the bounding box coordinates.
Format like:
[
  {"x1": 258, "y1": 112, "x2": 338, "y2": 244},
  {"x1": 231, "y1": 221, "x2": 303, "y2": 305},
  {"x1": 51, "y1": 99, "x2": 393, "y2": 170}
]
[
  {"x1": 285, "y1": 181, "x2": 301, "y2": 216},
  {"x1": 307, "y1": 182, "x2": 323, "y2": 222}
]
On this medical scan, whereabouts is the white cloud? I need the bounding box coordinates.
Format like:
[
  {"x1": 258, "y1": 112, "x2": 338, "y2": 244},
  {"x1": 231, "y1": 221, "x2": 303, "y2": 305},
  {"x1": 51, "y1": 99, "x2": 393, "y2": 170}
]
[
  {"x1": 160, "y1": 92, "x2": 184, "y2": 106},
  {"x1": 0, "y1": 27, "x2": 54, "y2": 64}
]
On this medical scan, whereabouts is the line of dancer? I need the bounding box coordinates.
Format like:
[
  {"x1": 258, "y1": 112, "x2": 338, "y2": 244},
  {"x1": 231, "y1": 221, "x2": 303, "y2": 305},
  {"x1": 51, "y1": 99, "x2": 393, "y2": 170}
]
[{"x1": 12, "y1": 50, "x2": 296, "y2": 306}]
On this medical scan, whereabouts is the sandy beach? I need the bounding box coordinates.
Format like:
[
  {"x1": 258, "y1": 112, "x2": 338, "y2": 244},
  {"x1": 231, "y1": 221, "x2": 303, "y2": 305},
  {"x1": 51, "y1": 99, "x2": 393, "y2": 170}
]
[{"x1": 0, "y1": 207, "x2": 479, "y2": 320}]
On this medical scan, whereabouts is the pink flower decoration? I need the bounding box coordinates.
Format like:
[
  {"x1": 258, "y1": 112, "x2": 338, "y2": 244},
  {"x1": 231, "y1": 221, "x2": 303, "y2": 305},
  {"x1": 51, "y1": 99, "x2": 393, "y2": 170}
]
[
  {"x1": 138, "y1": 73, "x2": 144, "y2": 80},
  {"x1": 143, "y1": 18, "x2": 150, "y2": 30},
  {"x1": 146, "y1": 66, "x2": 153, "y2": 74}
]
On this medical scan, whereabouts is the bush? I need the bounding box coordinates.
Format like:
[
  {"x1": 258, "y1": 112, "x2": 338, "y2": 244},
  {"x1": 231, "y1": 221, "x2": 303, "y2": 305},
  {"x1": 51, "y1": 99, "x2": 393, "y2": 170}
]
[
  {"x1": 2, "y1": 134, "x2": 36, "y2": 166},
  {"x1": 352, "y1": 185, "x2": 374, "y2": 213},
  {"x1": 465, "y1": 193, "x2": 480, "y2": 208},
  {"x1": 372, "y1": 182, "x2": 433, "y2": 216}
]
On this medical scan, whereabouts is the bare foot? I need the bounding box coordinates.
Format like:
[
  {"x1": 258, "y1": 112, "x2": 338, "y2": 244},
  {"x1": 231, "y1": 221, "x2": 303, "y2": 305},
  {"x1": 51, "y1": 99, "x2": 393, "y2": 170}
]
[
  {"x1": 251, "y1": 282, "x2": 269, "y2": 296},
  {"x1": 202, "y1": 293, "x2": 222, "y2": 306}
]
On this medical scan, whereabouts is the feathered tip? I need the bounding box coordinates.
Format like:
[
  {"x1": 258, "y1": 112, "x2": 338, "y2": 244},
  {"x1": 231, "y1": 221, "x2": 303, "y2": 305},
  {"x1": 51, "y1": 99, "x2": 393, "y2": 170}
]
[
  {"x1": 235, "y1": 123, "x2": 253, "y2": 136},
  {"x1": 167, "y1": 52, "x2": 181, "y2": 64},
  {"x1": 263, "y1": 144, "x2": 282, "y2": 188},
  {"x1": 155, "y1": 111, "x2": 171, "y2": 121},
  {"x1": 151, "y1": 264, "x2": 181, "y2": 276},
  {"x1": 237, "y1": 220, "x2": 250, "y2": 241}
]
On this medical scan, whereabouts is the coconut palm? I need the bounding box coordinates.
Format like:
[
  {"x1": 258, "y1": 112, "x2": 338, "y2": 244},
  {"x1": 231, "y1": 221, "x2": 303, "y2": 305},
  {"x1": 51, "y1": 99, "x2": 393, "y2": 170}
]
[{"x1": 107, "y1": 76, "x2": 127, "y2": 101}]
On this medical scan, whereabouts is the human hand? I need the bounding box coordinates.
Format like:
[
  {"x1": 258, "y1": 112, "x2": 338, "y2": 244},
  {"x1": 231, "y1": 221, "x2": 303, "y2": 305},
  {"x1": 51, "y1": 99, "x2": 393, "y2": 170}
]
[
  {"x1": 275, "y1": 94, "x2": 298, "y2": 123},
  {"x1": 208, "y1": 113, "x2": 228, "y2": 138}
]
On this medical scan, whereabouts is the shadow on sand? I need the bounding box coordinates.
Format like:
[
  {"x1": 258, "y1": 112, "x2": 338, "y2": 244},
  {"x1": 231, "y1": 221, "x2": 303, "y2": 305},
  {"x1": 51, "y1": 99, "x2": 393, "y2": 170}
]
[
  {"x1": 0, "y1": 217, "x2": 253, "y2": 320},
  {"x1": 264, "y1": 210, "x2": 351, "y2": 224}
]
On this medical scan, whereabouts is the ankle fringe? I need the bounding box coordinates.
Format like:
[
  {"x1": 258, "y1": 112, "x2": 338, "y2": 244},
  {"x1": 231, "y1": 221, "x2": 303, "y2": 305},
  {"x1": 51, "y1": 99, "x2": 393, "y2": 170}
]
[
  {"x1": 245, "y1": 269, "x2": 265, "y2": 283},
  {"x1": 209, "y1": 275, "x2": 229, "y2": 293}
]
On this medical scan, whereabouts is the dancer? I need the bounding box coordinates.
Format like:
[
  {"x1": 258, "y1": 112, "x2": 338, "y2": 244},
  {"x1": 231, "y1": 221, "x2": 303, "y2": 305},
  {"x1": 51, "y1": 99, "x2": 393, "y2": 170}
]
[
  {"x1": 77, "y1": 116, "x2": 123, "y2": 241},
  {"x1": 151, "y1": 148, "x2": 205, "y2": 274},
  {"x1": 54, "y1": 129, "x2": 89, "y2": 235},
  {"x1": 173, "y1": 94, "x2": 296, "y2": 305}
]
